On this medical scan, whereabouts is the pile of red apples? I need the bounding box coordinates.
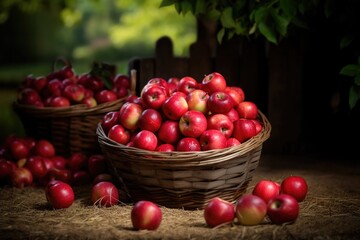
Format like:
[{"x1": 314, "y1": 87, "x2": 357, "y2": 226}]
[
  {"x1": 0, "y1": 135, "x2": 121, "y2": 209},
  {"x1": 101, "y1": 72, "x2": 262, "y2": 151},
  {"x1": 17, "y1": 62, "x2": 131, "y2": 108}
]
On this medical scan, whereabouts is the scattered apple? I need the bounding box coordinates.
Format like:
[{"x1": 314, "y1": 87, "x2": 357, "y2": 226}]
[
  {"x1": 280, "y1": 176, "x2": 308, "y2": 202},
  {"x1": 235, "y1": 194, "x2": 267, "y2": 226},
  {"x1": 131, "y1": 200, "x2": 162, "y2": 230},
  {"x1": 204, "y1": 197, "x2": 235, "y2": 228},
  {"x1": 267, "y1": 194, "x2": 299, "y2": 224}
]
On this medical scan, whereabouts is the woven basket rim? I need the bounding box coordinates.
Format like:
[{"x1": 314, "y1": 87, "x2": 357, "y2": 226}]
[{"x1": 97, "y1": 110, "x2": 271, "y2": 167}]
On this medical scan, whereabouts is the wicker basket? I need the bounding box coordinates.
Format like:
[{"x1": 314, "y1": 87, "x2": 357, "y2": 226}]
[
  {"x1": 97, "y1": 110, "x2": 271, "y2": 209},
  {"x1": 13, "y1": 70, "x2": 137, "y2": 156}
]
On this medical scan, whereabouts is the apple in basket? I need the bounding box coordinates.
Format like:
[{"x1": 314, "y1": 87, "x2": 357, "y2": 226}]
[
  {"x1": 141, "y1": 83, "x2": 167, "y2": 109},
  {"x1": 201, "y1": 72, "x2": 227, "y2": 94},
  {"x1": 176, "y1": 137, "x2": 201, "y2": 151},
  {"x1": 235, "y1": 101, "x2": 258, "y2": 119},
  {"x1": 137, "y1": 108, "x2": 163, "y2": 132},
  {"x1": 185, "y1": 89, "x2": 209, "y2": 114},
  {"x1": 157, "y1": 120, "x2": 182, "y2": 145},
  {"x1": 177, "y1": 76, "x2": 198, "y2": 95},
  {"x1": 199, "y1": 129, "x2": 227, "y2": 151},
  {"x1": 204, "y1": 197, "x2": 235, "y2": 228},
  {"x1": 162, "y1": 94, "x2": 188, "y2": 120},
  {"x1": 207, "y1": 114, "x2": 234, "y2": 139},
  {"x1": 179, "y1": 110, "x2": 207, "y2": 138},
  {"x1": 232, "y1": 119, "x2": 257, "y2": 143},
  {"x1": 207, "y1": 91, "x2": 234, "y2": 114}
]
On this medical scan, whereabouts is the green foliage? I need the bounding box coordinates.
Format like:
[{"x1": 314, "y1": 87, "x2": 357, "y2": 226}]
[{"x1": 340, "y1": 58, "x2": 360, "y2": 109}]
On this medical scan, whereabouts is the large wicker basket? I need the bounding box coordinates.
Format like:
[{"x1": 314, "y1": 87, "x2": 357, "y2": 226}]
[
  {"x1": 13, "y1": 70, "x2": 137, "y2": 156},
  {"x1": 97, "y1": 110, "x2": 271, "y2": 209}
]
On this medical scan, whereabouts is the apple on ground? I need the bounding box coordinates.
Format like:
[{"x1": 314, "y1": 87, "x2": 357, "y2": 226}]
[
  {"x1": 207, "y1": 91, "x2": 234, "y2": 114},
  {"x1": 10, "y1": 140, "x2": 29, "y2": 159},
  {"x1": 176, "y1": 137, "x2": 201, "y2": 151},
  {"x1": 199, "y1": 129, "x2": 227, "y2": 151},
  {"x1": 252, "y1": 179, "x2": 280, "y2": 203},
  {"x1": 157, "y1": 120, "x2": 182, "y2": 145},
  {"x1": 201, "y1": 72, "x2": 227, "y2": 94},
  {"x1": 267, "y1": 194, "x2": 299, "y2": 224},
  {"x1": 131, "y1": 200, "x2": 162, "y2": 230},
  {"x1": 91, "y1": 181, "x2": 119, "y2": 207},
  {"x1": 203, "y1": 197, "x2": 235, "y2": 228},
  {"x1": 87, "y1": 154, "x2": 108, "y2": 178},
  {"x1": 179, "y1": 110, "x2": 207, "y2": 138},
  {"x1": 235, "y1": 194, "x2": 267, "y2": 226},
  {"x1": 72, "y1": 170, "x2": 91, "y2": 186},
  {"x1": 51, "y1": 156, "x2": 68, "y2": 169},
  {"x1": 10, "y1": 167, "x2": 33, "y2": 188},
  {"x1": 34, "y1": 139, "x2": 56, "y2": 158},
  {"x1": 24, "y1": 156, "x2": 48, "y2": 180},
  {"x1": 67, "y1": 152, "x2": 88, "y2": 173},
  {"x1": 162, "y1": 94, "x2": 188, "y2": 120},
  {"x1": 280, "y1": 175, "x2": 308, "y2": 202},
  {"x1": 46, "y1": 180, "x2": 74, "y2": 209}
]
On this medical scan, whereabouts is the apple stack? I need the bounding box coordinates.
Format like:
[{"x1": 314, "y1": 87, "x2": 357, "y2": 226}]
[
  {"x1": 97, "y1": 72, "x2": 271, "y2": 209},
  {"x1": 13, "y1": 59, "x2": 135, "y2": 156}
]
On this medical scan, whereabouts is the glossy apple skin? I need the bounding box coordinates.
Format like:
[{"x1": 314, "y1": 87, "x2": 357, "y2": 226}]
[
  {"x1": 141, "y1": 84, "x2": 167, "y2": 109},
  {"x1": 101, "y1": 111, "x2": 120, "y2": 134},
  {"x1": 46, "y1": 180, "x2": 74, "y2": 209},
  {"x1": 67, "y1": 152, "x2": 88, "y2": 173},
  {"x1": 177, "y1": 76, "x2": 198, "y2": 95},
  {"x1": 24, "y1": 156, "x2": 48, "y2": 180},
  {"x1": 232, "y1": 119, "x2": 257, "y2": 143},
  {"x1": 207, "y1": 91, "x2": 234, "y2": 114},
  {"x1": 199, "y1": 129, "x2": 227, "y2": 151},
  {"x1": 226, "y1": 138, "x2": 241, "y2": 148},
  {"x1": 204, "y1": 197, "x2": 235, "y2": 228},
  {"x1": 267, "y1": 194, "x2": 299, "y2": 224},
  {"x1": 132, "y1": 130, "x2": 158, "y2": 151},
  {"x1": 235, "y1": 101, "x2": 258, "y2": 119},
  {"x1": 207, "y1": 114, "x2": 234, "y2": 139},
  {"x1": 49, "y1": 96, "x2": 71, "y2": 107},
  {"x1": 280, "y1": 176, "x2": 308, "y2": 202},
  {"x1": 137, "y1": 108, "x2": 163, "y2": 132},
  {"x1": 201, "y1": 72, "x2": 227, "y2": 94},
  {"x1": 162, "y1": 94, "x2": 188, "y2": 120},
  {"x1": 235, "y1": 194, "x2": 267, "y2": 226},
  {"x1": 62, "y1": 83, "x2": 85, "y2": 103},
  {"x1": 224, "y1": 86, "x2": 242, "y2": 105},
  {"x1": 226, "y1": 108, "x2": 240, "y2": 122},
  {"x1": 252, "y1": 180, "x2": 280, "y2": 203},
  {"x1": 91, "y1": 181, "x2": 119, "y2": 207},
  {"x1": 10, "y1": 167, "x2": 33, "y2": 188},
  {"x1": 185, "y1": 89, "x2": 209, "y2": 114},
  {"x1": 131, "y1": 200, "x2": 162, "y2": 230},
  {"x1": 108, "y1": 124, "x2": 131, "y2": 145},
  {"x1": 118, "y1": 102, "x2": 143, "y2": 131},
  {"x1": 156, "y1": 143, "x2": 175, "y2": 152},
  {"x1": 10, "y1": 140, "x2": 29, "y2": 159},
  {"x1": 34, "y1": 140, "x2": 56, "y2": 158},
  {"x1": 179, "y1": 110, "x2": 207, "y2": 138},
  {"x1": 157, "y1": 120, "x2": 181, "y2": 145},
  {"x1": 176, "y1": 137, "x2": 201, "y2": 151},
  {"x1": 95, "y1": 89, "x2": 118, "y2": 104},
  {"x1": 87, "y1": 154, "x2": 108, "y2": 178}
]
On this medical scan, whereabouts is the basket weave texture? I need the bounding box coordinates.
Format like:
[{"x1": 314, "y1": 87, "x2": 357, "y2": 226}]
[
  {"x1": 13, "y1": 98, "x2": 126, "y2": 156},
  {"x1": 97, "y1": 110, "x2": 271, "y2": 209}
]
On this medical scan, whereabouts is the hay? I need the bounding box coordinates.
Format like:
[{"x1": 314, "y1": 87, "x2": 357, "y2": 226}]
[{"x1": 1, "y1": 154, "x2": 360, "y2": 240}]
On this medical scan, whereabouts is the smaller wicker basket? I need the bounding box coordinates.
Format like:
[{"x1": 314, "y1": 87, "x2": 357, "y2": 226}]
[
  {"x1": 13, "y1": 70, "x2": 137, "y2": 156},
  {"x1": 97, "y1": 110, "x2": 271, "y2": 209}
]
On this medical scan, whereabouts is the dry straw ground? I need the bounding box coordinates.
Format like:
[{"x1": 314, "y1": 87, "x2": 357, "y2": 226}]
[{"x1": 1, "y1": 154, "x2": 359, "y2": 240}]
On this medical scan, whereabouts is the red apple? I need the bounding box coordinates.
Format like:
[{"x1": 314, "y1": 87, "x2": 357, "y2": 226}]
[
  {"x1": 113, "y1": 74, "x2": 130, "y2": 89},
  {"x1": 81, "y1": 96, "x2": 97, "y2": 108},
  {"x1": 185, "y1": 89, "x2": 209, "y2": 114},
  {"x1": 267, "y1": 194, "x2": 300, "y2": 224},
  {"x1": 204, "y1": 197, "x2": 235, "y2": 228},
  {"x1": 179, "y1": 110, "x2": 207, "y2": 138},
  {"x1": 18, "y1": 88, "x2": 42, "y2": 106},
  {"x1": 34, "y1": 139, "x2": 55, "y2": 158},
  {"x1": 67, "y1": 152, "x2": 88, "y2": 172},
  {"x1": 112, "y1": 85, "x2": 128, "y2": 99},
  {"x1": 95, "y1": 90, "x2": 118, "y2": 104},
  {"x1": 48, "y1": 168, "x2": 73, "y2": 184},
  {"x1": 125, "y1": 94, "x2": 143, "y2": 106},
  {"x1": 118, "y1": 102, "x2": 143, "y2": 131},
  {"x1": 252, "y1": 179, "x2": 280, "y2": 203},
  {"x1": 177, "y1": 76, "x2": 198, "y2": 95},
  {"x1": 101, "y1": 111, "x2": 120, "y2": 134},
  {"x1": 0, "y1": 159, "x2": 14, "y2": 181},
  {"x1": 207, "y1": 91, "x2": 234, "y2": 114},
  {"x1": 72, "y1": 170, "x2": 91, "y2": 186},
  {"x1": 62, "y1": 83, "x2": 85, "y2": 103},
  {"x1": 170, "y1": 91, "x2": 187, "y2": 98},
  {"x1": 232, "y1": 119, "x2": 257, "y2": 143},
  {"x1": 156, "y1": 143, "x2": 175, "y2": 152},
  {"x1": 226, "y1": 138, "x2": 241, "y2": 148},
  {"x1": 132, "y1": 130, "x2": 158, "y2": 151},
  {"x1": 157, "y1": 120, "x2": 181, "y2": 145},
  {"x1": 147, "y1": 77, "x2": 169, "y2": 95},
  {"x1": 176, "y1": 137, "x2": 201, "y2": 151},
  {"x1": 230, "y1": 86, "x2": 245, "y2": 103},
  {"x1": 141, "y1": 83, "x2": 167, "y2": 109},
  {"x1": 235, "y1": 194, "x2": 267, "y2": 226},
  {"x1": 24, "y1": 156, "x2": 48, "y2": 180},
  {"x1": 31, "y1": 76, "x2": 48, "y2": 92},
  {"x1": 280, "y1": 176, "x2": 308, "y2": 202},
  {"x1": 10, "y1": 140, "x2": 29, "y2": 159},
  {"x1": 91, "y1": 181, "x2": 119, "y2": 207},
  {"x1": 87, "y1": 154, "x2": 108, "y2": 178},
  {"x1": 168, "y1": 77, "x2": 180, "y2": 86},
  {"x1": 224, "y1": 86, "x2": 242, "y2": 105},
  {"x1": 51, "y1": 156, "x2": 68, "y2": 169},
  {"x1": 46, "y1": 180, "x2": 74, "y2": 209},
  {"x1": 199, "y1": 129, "x2": 227, "y2": 151},
  {"x1": 137, "y1": 108, "x2": 163, "y2": 132},
  {"x1": 131, "y1": 200, "x2": 162, "y2": 230},
  {"x1": 251, "y1": 119, "x2": 263, "y2": 135},
  {"x1": 162, "y1": 94, "x2": 188, "y2": 120},
  {"x1": 49, "y1": 96, "x2": 70, "y2": 107},
  {"x1": 201, "y1": 72, "x2": 226, "y2": 94},
  {"x1": 207, "y1": 114, "x2": 234, "y2": 139},
  {"x1": 92, "y1": 173, "x2": 114, "y2": 185},
  {"x1": 235, "y1": 101, "x2": 258, "y2": 119},
  {"x1": 10, "y1": 167, "x2": 33, "y2": 188},
  {"x1": 108, "y1": 124, "x2": 131, "y2": 145},
  {"x1": 42, "y1": 79, "x2": 63, "y2": 98}
]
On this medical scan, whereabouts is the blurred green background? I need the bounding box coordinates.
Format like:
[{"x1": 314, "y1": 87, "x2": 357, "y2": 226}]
[{"x1": 0, "y1": 0, "x2": 196, "y2": 142}]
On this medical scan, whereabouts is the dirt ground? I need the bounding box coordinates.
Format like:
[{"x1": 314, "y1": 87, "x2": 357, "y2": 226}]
[{"x1": 1, "y1": 153, "x2": 359, "y2": 240}]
